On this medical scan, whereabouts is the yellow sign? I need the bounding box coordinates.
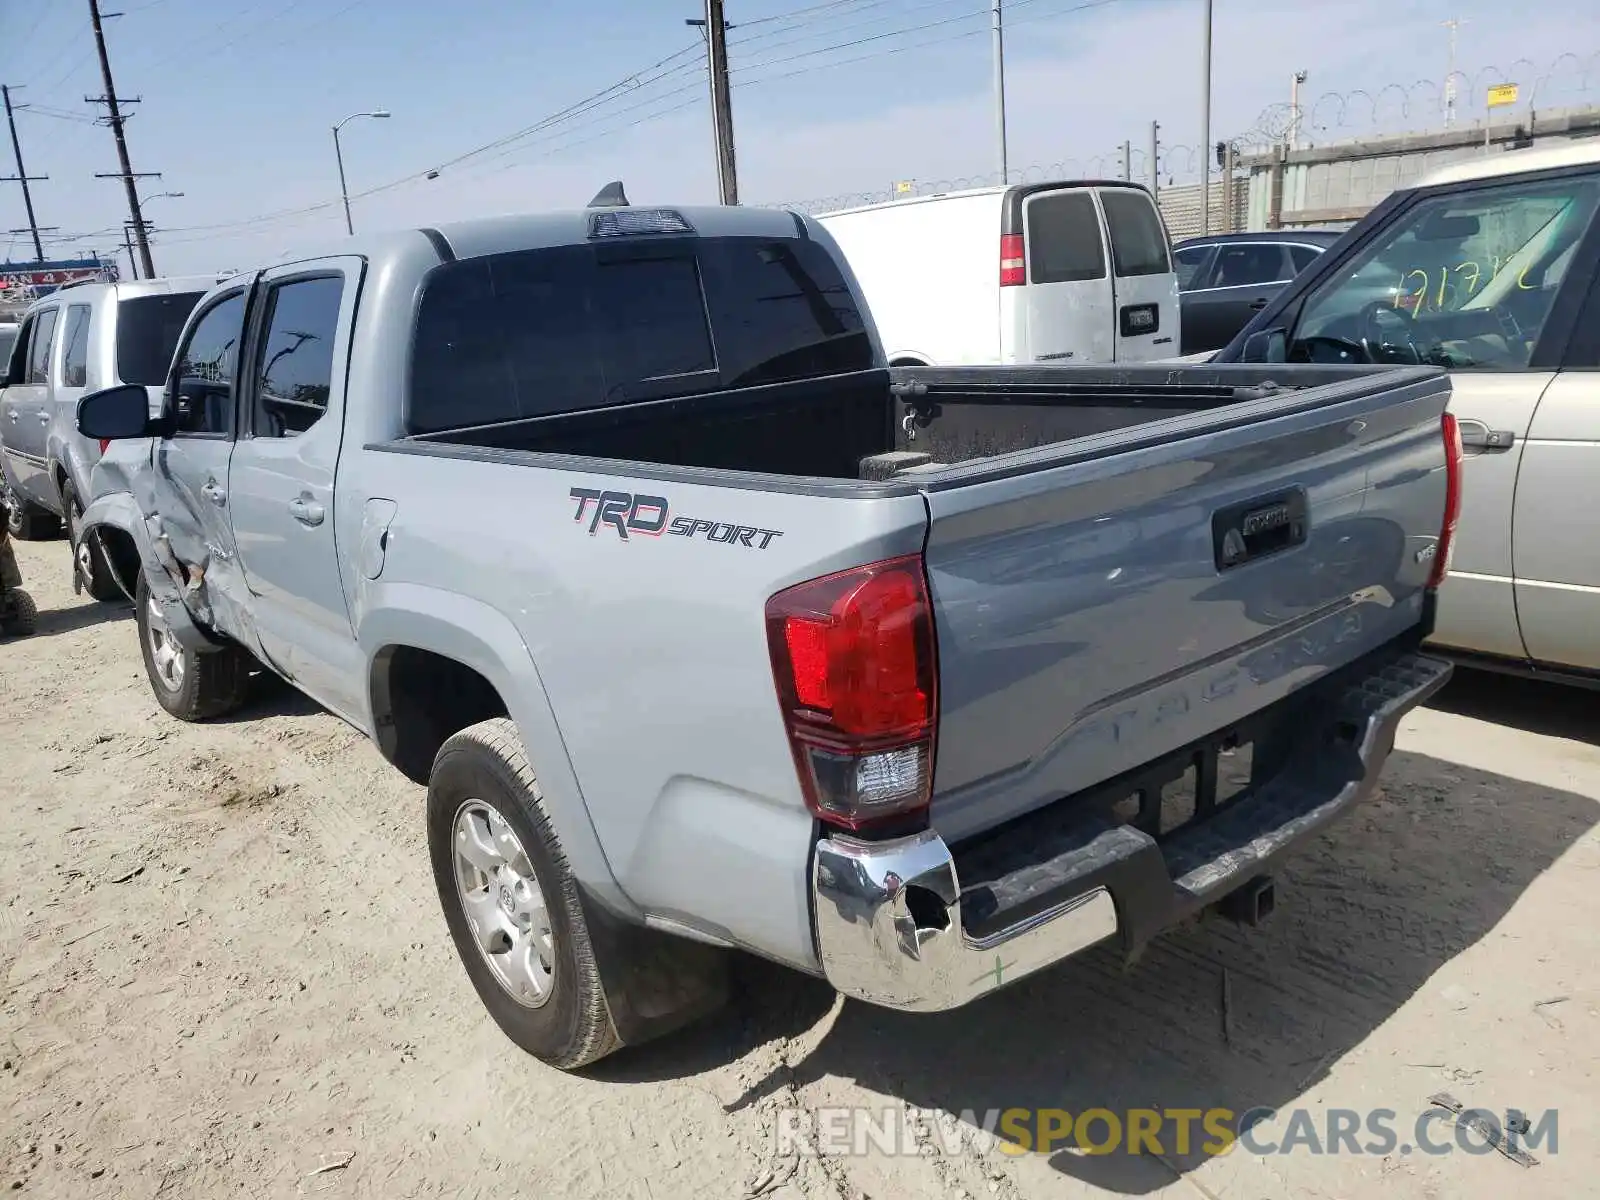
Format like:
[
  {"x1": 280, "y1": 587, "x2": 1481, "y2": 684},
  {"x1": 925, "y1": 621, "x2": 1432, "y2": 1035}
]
[
  {"x1": 1487, "y1": 83, "x2": 1519, "y2": 108},
  {"x1": 893, "y1": 180, "x2": 914, "y2": 195}
]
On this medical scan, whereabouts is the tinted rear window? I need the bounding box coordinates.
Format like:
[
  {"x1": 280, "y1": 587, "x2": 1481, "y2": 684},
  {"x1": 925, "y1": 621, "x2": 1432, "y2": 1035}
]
[
  {"x1": 0, "y1": 329, "x2": 16, "y2": 371},
  {"x1": 116, "y1": 291, "x2": 206, "y2": 385},
  {"x1": 1025, "y1": 191, "x2": 1106, "y2": 284},
  {"x1": 408, "y1": 234, "x2": 871, "y2": 434},
  {"x1": 1101, "y1": 189, "x2": 1171, "y2": 277}
]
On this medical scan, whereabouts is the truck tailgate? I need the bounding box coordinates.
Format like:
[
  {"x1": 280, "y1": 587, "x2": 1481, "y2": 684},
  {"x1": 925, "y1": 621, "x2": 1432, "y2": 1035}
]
[{"x1": 921, "y1": 367, "x2": 1450, "y2": 843}]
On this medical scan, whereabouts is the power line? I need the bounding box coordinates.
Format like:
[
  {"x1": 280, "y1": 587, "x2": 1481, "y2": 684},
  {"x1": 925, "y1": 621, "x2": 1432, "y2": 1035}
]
[
  {"x1": 121, "y1": 0, "x2": 1128, "y2": 245},
  {"x1": 151, "y1": 43, "x2": 708, "y2": 238}
]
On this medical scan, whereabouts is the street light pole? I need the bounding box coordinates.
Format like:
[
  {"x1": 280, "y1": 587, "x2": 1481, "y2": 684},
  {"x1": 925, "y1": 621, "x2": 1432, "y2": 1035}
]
[
  {"x1": 991, "y1": 0, "x2": 1009, "y2": 185},
  {"x1": 1199, "y1": 0, "x2": 1213, "y2": 235},
  {"x1": 332, "y1": 110, "x2": 390, "y2": 236}
]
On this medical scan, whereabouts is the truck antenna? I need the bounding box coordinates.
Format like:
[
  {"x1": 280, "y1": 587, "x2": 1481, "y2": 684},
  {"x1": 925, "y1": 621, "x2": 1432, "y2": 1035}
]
[{"x1": 588, "y1": 181, "x2": 630, "y2": 208}]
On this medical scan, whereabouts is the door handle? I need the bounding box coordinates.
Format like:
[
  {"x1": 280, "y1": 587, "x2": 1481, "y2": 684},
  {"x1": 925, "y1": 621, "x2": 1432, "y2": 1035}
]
[
  {"x1": 200, "y1": 478, "x2": 227, "y2": 506},
  {"x1": 37, "y1": 412, "x2": 50, "y2": 424},
  {"x1": 1457, "y1": 420, "x2": 1515, "y2": 452},
  {"x1": 289, "y1": 496, "x2": 325, "y2": 527},
  {"x1": 5, "y1": 411, "x2": 15, "y2": 422},
  {"x1": 1247, "y1": 298, "x2": 1270, "y2": 310}
]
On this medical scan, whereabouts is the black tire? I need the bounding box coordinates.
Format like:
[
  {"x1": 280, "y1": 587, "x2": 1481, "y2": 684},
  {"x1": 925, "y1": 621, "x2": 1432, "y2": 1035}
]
[
  {"x1": 428, "y1": 718, "x2": 622, "y2": 1071},
  {"x1": 135, "y1": 574, "x2": 250, "y2": 721},
  {"x1": 63, "y1": 484, "x2": 122, "y2": 602},
  {"x1": 3, "y1": 483, "x2": 61, "y2": 541},
  {"x1": 0, "y1": 588, "x2": 36, "y2": 637}
]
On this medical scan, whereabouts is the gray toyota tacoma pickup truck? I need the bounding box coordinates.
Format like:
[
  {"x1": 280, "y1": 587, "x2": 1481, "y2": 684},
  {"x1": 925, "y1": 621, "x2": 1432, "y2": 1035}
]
[{"x1": 76, "y1": 189, "x2": 1459, "y2": 1071}]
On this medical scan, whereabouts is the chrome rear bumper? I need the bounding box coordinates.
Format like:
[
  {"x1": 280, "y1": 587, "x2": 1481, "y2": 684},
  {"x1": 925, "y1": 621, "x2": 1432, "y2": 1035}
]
[
  {"x1": 811, "y1": 649, "x2": 1453, "y2": 1013},
  {"x1": 812, "y1": 829, "x2": 1118, "y2": 1012}
]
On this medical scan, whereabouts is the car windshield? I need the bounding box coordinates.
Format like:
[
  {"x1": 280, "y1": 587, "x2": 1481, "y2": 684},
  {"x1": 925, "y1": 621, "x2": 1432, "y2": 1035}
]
[
  {"x1": 0, "y1": 328, "x2": 15, "y2": 370},
  {"x1": 116, "y1": 291, "x2": 207, "y2": 385},
  {"x1": 1291, "y1": 174, "x2": 1600, "y2": 370}
]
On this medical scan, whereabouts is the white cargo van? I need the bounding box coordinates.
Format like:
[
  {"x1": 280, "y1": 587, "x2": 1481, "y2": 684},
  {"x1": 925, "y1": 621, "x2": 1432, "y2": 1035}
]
[{"x1": 817, "y1": 181, "x2": 1179, "y2": 366}]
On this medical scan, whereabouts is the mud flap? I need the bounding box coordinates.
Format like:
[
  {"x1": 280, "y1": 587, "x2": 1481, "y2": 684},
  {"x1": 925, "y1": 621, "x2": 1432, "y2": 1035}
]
[
  {"x1": 575, "y1": 884, "x2": 730, "y2": 1048},
  {"x1": 80, "y1": 491, "x2": 225, "y2": 654}
]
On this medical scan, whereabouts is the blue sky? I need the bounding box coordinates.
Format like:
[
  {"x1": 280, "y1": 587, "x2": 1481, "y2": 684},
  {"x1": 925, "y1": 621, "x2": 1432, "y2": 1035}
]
[{"x1": 0, "y1": 0, "x2": 1594, "y2": 275}]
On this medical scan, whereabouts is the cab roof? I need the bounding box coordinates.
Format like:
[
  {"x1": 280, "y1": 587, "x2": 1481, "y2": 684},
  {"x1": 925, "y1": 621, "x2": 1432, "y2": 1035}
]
[{"x1": 1416, "y1": 138, "x2": 1600, "y2": 189}]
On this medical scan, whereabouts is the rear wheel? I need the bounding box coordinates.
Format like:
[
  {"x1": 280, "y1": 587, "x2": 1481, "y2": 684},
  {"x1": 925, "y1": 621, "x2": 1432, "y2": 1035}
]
[
  {"x1": 63, "y1": 484, "x2": 122, "y2": 602},
  {"x1": 3, "y1": 482, "x2": 60, "y2": 541},
  {"x1": 428, "y1": 718, "x2": 622, "y2": 1070},
  {"x1": 135, "y1": 574, "x2": 250, "y2": 721},
  {"x1": 0, "y1": 588, "x2": 36, "y2": 637}
]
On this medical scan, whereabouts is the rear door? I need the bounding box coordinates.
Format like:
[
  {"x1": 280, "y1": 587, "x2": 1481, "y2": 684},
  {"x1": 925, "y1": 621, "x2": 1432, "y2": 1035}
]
[
  {"x1": 225, "y1": 258, "x2": 364, "y2": 720},
  {"x1": 1510, "y1": 232, "x2": 1600, "y2": 671},
  {"x1": 1098, "y1": 186, "x2": 1180, "y2": 361},
  {"x1": 1187, "y1": 242, "x2": 1296, "y2": 355},
  {"x1": 53, "y1": 302, "x2": 93, "y2": 497},
  {"x1": 1017, "y1": 187, "x2": 1113, "y2": 364},
  {"x1": 3, "y1": 307, "x2": 59, "y2": 507},
  {"x1": 148, "y1": 286, "x2": 255, "y2": 637}
]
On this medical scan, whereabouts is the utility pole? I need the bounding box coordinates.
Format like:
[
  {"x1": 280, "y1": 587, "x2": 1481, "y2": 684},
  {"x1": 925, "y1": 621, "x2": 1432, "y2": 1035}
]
[
  {"x1": 1199, "y1": 0, "x2": 1213, "y2": 235},
  {"x1": 1443, "y1": 17, "x2": 1466, "y2": 127},
  {"x1": 991, "y1": 0, "x2": 1009, "y2": 185},
  {"x1": 700, "y1": 0, "x2": 739, "y2": 205},
  {"x1": 122, "y1": 224, "x2": 138, "y2": 280},
  {"x1": 1288, "y1": 70, "x2": 1307, "y2": 150},
  {"x1": 1, "y1": 85, "x2": 47, "y2": 262},
  {"x1": 87, "y1": 0, "x2": 155, "y2": 278},
  {"x1": 1149, "y1": 120, "x2": 1160, "y2": 201},
  {"x1": 1121, "y1": 140, "x2": 1132, "y2": 181}
]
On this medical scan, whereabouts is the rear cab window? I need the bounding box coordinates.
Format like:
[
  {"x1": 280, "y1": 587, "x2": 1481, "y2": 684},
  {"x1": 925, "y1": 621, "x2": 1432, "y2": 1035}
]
[
  {"x1": 1100, "y1": 189, "x2": 1172, "y2": 277},
  {"x1": 1023, "y1": 191, "x2": 1106, "y2": 284},
  {"x1": 116, "y1": 291, "x2": 207, "y2": 385},
  {"x1": 408, "y1": 233, "x2": 872, "y2": 433}
]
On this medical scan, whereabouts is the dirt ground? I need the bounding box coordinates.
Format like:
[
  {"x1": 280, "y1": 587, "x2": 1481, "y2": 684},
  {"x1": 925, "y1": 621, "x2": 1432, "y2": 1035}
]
[{"x1": 2, "y1": 536, "x2": 1597, "y2": 1200}]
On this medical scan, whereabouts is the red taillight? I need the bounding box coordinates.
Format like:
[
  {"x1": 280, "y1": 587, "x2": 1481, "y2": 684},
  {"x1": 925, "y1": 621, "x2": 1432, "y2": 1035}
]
[
  {"x1": 1429, "y1": 411, "x2": 1464, "y2": 589},
  {"x1": 999, "y1": 233, "x2": 1026, "y2": 287},
  {"x1": 766, "y1": 555, "x2": 938, "y2": 831},
  {"x1": 98, "y1": 438, "x2": 110, "y2": 455}
]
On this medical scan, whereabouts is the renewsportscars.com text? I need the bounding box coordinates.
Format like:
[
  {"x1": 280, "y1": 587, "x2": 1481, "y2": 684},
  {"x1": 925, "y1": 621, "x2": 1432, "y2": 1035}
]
[{"x1": 770, "y1": 1105, "x2": 1559, "y2": 1159}]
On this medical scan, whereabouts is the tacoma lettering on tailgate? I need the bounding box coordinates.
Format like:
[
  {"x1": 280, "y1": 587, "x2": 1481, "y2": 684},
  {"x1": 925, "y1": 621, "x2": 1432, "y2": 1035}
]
[{"x1": 569, "y1": 487, "x2": 784, "y2": 549}]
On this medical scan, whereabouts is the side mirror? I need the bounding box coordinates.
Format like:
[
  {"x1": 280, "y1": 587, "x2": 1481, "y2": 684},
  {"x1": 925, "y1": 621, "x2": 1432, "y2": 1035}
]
[
  {"x1": 1241, "y1": 328, "x2": 1288, "y2": 364},
  {"x1": 78, "y1": 383, "x2": 161, "y2": 440}
]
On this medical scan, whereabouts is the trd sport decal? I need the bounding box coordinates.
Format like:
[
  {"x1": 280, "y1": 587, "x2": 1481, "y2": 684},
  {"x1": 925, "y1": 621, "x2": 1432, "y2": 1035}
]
[{"x1": 569, "y1": 487, "x2": 784, "y2": 549}]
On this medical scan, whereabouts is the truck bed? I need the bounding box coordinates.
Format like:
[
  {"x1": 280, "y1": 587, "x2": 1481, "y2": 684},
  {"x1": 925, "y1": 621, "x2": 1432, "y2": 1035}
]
[{"x1": 411, "y1": 363, "x2": 1441, "y2": 489}]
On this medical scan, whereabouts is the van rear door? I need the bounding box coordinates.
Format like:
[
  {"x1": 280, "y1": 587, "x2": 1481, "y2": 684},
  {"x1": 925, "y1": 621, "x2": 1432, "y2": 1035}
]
[
  {"x1": 1098, "y1": 185, "x2": 1181, "y2": 361},
  {"x1": 1009, "y1": 187, "x2": 1113, "y2": 365}
]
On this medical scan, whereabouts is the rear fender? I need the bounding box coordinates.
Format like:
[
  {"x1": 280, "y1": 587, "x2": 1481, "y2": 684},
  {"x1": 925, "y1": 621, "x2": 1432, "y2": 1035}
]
[{"x1": 80, "y1": 491, "x2": 224, "y2": 653}]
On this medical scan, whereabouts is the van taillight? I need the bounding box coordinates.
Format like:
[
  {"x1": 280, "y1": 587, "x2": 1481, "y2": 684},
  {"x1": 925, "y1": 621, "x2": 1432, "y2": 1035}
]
[
  {"x1": 765, "y1": 555, "x2": 938, "y2": 831},
  {"x1": 1429, "y1": 412, "x2": 1463, "y2": 589},
  {"x1": 98, "y1": 438, "x2": 110, "y2": 455},
  {"x1": 999, "y1": 233, "x2": 1025, "y2": 287}
]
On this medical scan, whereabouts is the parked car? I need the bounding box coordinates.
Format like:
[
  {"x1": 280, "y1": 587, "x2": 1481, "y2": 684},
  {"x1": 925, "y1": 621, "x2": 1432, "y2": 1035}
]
[
  {"x1": 1217, "y1": 138, "x2": 1600, "y2": 687},
  {"x1": 79, "y1": 190, "x2": 1455, "y2": 1071},
  {"x1": 1173, "y1": 230, "x2": 1345, "y2": 355},
  {"x1": 1, "y1": 277, "x2": 212, "y2": 598},
  {"x1": 817, "y1": 181, "x2": 1180, "y2": 366}
]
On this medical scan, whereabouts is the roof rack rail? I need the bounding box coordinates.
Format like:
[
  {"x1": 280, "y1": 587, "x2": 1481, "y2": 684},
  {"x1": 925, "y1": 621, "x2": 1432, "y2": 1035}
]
[{"x1": 588, "y1": 181, "x2": 629, "y2": 208}]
